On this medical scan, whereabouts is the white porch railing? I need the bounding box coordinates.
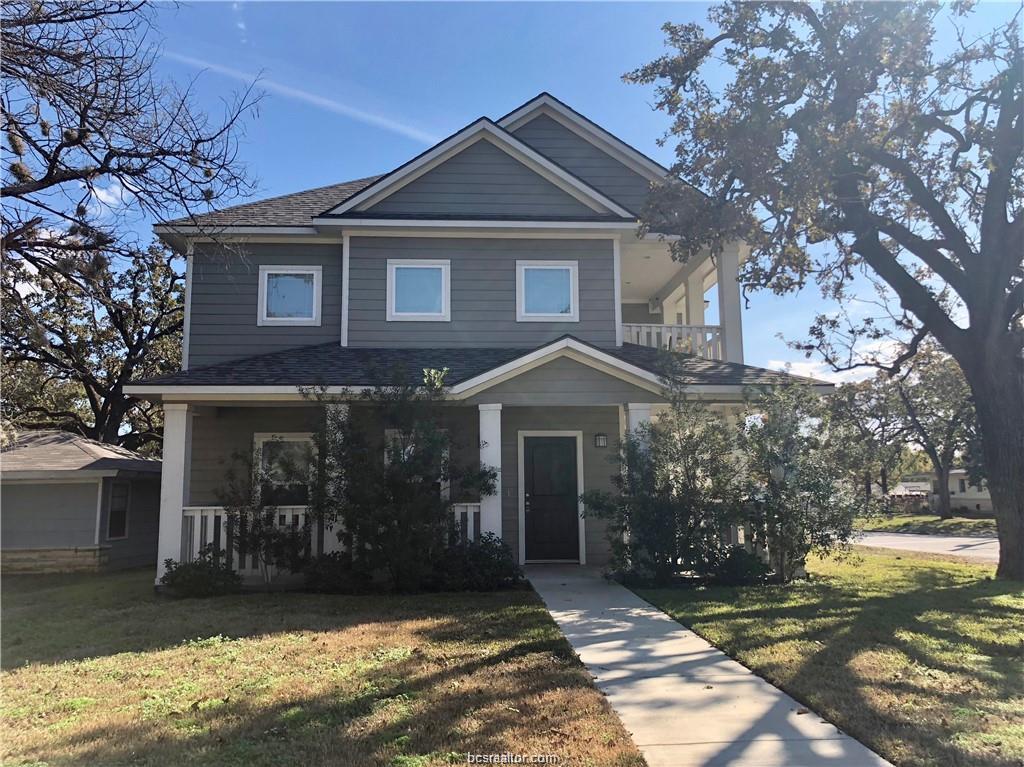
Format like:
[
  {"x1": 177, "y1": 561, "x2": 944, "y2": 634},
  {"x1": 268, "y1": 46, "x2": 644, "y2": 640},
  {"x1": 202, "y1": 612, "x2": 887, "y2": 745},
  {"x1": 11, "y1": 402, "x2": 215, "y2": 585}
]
[
  {"x1": 622, "y1": 323, "x2": 723, "y2": 360},
  {"x1": 181, "y1": 506, "x2": 344, "y2": 577},
  {"x1": 452, "y1": 502, "x2": 482, "y2": 543}
]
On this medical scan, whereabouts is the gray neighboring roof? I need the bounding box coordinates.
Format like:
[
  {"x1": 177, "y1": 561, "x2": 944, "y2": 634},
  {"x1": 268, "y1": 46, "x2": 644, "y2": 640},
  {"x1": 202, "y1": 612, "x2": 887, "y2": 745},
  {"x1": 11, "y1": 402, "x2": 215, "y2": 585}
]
[
  {"x1": 165, "y1": 176, "x2": 382, "y2": 228},
  {"x1": 1, "y1": 431, "x2": 161, "y2": 476},
  {"x1": 129, "y1": 338, "x2": 825, "y2": 389}
]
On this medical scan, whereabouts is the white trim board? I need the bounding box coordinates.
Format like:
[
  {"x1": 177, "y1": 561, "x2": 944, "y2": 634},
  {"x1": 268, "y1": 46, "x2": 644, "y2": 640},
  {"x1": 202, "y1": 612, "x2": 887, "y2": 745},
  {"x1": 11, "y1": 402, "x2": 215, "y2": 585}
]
[
  {"x1": 321, "y1": 119, "x2": 636, "y2": 219},
  {"x1": 517, "y1": 430, "x2": 586, "y2": 565}
]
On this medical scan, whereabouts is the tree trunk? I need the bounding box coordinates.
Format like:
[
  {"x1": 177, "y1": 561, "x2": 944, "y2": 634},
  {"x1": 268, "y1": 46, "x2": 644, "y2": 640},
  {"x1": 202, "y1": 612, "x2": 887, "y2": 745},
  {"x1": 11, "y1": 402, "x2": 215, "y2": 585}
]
[
  {"x1": 880, "y1": 466, "x2": 890, "y2": 514},
  {"x1": 965, "y1": 356, "x2": 1024, "y2": 580},
  {"x1": 934, "y1": 465, "x2": 953, "y2": 520}
]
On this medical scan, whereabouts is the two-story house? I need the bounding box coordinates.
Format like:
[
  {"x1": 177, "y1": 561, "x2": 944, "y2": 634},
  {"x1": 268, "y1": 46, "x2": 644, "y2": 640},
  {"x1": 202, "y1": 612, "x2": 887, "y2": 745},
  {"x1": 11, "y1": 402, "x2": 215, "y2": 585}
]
[{"x1": 126, "y1": 93, "x2": 817, "y2": 582}]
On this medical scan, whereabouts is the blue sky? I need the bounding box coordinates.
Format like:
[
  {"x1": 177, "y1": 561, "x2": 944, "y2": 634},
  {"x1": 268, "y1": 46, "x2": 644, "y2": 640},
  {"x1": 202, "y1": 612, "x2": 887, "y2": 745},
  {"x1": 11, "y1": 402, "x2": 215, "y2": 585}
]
[{"x1": 147, "y1": 1, "x2": 1015, "y2": 377}]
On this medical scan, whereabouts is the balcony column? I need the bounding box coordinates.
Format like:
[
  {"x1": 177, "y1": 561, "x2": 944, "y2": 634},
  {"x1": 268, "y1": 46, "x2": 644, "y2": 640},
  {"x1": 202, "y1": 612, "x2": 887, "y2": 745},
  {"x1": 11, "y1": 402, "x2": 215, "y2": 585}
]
[
  {"x1": 478, "y1": 404, "x2": 502, "y2": 538},
  {"x1": 685, "y1": 271, "x2": 705, "y2": 326},
  {"x1": 155, "y1": 403, "x2": 193, "y2": 585},
  {"x1": 717, "y1": 245, "x2": 745, "y2": 363}
]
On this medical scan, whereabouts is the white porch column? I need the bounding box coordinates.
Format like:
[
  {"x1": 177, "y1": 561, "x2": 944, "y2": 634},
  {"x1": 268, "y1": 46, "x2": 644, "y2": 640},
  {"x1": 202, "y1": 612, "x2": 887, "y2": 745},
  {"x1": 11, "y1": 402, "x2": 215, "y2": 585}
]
[
  {"x1": 626, "y1": 403, "x2": 653, "y2": 434},
  {"x1": 685, "y1": 270, "x2": 705, "y2": 326},
  {"x1": 155, "y1": 403, "x2": 192, "y2": 584},
  {"x1": 717, "y1": 246, "x2": 745, "y2": 363},
  {"x1": 478, "y1": 404, "x2": 502, "y2": 538}
]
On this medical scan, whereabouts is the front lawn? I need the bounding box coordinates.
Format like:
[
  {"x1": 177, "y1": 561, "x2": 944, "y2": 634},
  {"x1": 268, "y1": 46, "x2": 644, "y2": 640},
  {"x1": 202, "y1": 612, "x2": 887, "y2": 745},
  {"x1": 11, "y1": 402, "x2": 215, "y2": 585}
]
[
  {"x1": 637, "y1": 549, "x2": 1023, "y2": 767},
  {"x1": 1, "y1": 570, "x2": 644, "y2": 767},
  {"x1": 856, "y1": 513, "x2": 997, "y2": 536}
]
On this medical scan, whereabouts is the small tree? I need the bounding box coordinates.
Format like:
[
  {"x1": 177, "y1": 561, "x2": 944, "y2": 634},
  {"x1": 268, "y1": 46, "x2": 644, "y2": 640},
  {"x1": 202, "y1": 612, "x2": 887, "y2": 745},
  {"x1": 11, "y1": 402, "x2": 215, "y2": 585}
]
[
  {"x1": 217, "y1": 442, "x2": 312, "y2": 589},
  {"x1": 304, "y1": 372, "x2": 498, "y2": 593},
  {"x1": 583, "y1": 397, "x2": 744, "y2": 584},
  {"x1": 739, "y1": 386, "x2": 858, "y2": 583}
]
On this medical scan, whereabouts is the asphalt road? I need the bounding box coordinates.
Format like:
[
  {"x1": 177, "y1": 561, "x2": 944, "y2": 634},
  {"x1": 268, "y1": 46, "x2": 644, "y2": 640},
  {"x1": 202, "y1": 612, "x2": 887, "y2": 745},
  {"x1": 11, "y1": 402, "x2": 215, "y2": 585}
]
[{"x1": 857, "y1": 531, "x2": 999, "y2": 563}]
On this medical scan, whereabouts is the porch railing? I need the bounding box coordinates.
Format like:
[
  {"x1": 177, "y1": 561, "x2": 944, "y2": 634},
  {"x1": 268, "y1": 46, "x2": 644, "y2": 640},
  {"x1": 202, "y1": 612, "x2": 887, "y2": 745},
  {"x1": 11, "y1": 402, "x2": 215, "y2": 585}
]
[
  {"x1": 622, "y1": 323, "x2": 723, "y2": 360},
  {"x1": 452, "y1": 502, "x2": 482, "y2": 543}
]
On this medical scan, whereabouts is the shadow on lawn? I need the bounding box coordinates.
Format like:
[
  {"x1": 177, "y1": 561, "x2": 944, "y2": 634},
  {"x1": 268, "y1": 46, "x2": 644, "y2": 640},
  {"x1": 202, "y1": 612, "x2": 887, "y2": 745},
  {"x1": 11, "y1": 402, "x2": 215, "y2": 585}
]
[{"x1": 642, "y1": 565, "x2": 1024, "y2": 767}]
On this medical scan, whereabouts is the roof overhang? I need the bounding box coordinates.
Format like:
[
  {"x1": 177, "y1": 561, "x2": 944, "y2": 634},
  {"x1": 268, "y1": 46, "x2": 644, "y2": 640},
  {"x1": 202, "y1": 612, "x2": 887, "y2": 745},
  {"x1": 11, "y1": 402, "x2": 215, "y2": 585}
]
[
  {"x1": 497, "y1": 93, "x2": 669, "y2": 183},
  {"x1": 320, "y1": 117, "x2": 637, "y2": 219}
]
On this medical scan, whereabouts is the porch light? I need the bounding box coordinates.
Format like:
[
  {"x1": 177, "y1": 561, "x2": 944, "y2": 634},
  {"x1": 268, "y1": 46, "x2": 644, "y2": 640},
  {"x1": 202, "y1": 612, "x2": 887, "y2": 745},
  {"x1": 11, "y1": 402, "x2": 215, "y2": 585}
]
[{"x1": 594, "y1": 433, "x2": 608, "y2": 448}]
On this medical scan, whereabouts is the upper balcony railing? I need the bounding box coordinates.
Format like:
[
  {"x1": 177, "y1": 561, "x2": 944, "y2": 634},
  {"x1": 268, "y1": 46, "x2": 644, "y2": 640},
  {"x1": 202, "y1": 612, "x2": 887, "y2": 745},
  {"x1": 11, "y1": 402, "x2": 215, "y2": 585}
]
[{"x1": 622, "y1": 323, "x2": 723, "y2": 360}]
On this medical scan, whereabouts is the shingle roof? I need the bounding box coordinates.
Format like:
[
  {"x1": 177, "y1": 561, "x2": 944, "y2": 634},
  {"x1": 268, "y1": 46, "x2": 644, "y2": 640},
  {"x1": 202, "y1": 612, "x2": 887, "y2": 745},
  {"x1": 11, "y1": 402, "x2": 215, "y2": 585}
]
[
  {"x1": 166, "y1": 176, "x2": 382, "y2": 228},
  {"x1": 1, "y1": 431, "x2": 161, "y2": 475},
  {"x1": 130, "y1": 339, "x2": 824, "y2": 389}
]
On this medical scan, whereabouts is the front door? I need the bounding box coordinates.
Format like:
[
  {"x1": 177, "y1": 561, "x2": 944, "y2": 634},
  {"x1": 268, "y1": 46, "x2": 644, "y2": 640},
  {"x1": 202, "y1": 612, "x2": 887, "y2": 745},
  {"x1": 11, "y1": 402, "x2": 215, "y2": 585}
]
[{"x1": 524, "y1": 436, "x2": 579, "y2": 561}]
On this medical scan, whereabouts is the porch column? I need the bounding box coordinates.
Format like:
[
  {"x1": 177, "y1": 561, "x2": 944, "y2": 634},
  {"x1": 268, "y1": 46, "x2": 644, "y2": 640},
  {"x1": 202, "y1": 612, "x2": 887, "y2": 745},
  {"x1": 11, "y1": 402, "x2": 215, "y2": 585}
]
[
  {"x1": 155, "y1": 403, "x2": 192, "y2": 585},
  {"x1": 478, "y1": 404, "x2": 503, "y2": 538},
  {"x1": 717, "y1": 245, "x2": 745, "y2": 363},
  {"x1": 626, "y1": 403, "x2": 653, "y2": 434},
  {"x1": 685, "y1": 270, "x2": 705, "y2": 326}
]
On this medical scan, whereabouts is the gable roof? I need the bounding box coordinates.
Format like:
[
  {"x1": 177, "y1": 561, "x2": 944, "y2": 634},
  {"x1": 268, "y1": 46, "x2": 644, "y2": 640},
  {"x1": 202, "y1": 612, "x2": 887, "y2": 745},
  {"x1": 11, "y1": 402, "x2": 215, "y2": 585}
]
[
  {"x1": 165, "y1": 176, "x2": 381, "y2": 229},
  {"x1": 316, "y1": 118, "x2": 637, "y2": 220},
  {"x1": 1, "y1": 430, "x2": 161, "y2": 478},
  {"x1": 125, "y1": 336, "x2": 829, "y2": 398},
  {"x1": 497, "y1": 92, "x2": 669, "y2": 183}
]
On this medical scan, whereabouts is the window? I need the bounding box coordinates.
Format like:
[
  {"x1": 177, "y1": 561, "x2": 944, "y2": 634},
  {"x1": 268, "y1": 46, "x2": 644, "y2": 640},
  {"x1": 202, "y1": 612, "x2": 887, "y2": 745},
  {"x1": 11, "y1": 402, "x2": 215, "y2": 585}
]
[
  {"x1": 516, "y1": 261, "x2": 579, "y2": 322},
  {"x1": 958, "y1": 479, "x2": 967, "y2": 493},
  {"x1": 107, "y1": 481, "x2": 129, "y2": 540},
  {"x1": 384, "y1": 428, "x2": 449, "y2": 499},
  {"x1": 254, "y1": 433, "x2": 314, "y2": 505},
  {"x1": 258, "y1": 265, "x2": 322, "y2": 326},
  {"x1": 386, "y1": 260, "x2": 450, "y2": 321}
]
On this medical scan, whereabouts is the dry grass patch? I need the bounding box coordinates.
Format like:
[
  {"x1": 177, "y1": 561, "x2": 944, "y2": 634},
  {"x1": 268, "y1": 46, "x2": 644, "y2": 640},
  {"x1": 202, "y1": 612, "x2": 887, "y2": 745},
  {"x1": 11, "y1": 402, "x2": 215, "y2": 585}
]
[
  {"x1": 637, "y1": 549, "x2": 1023, "y2": 767},
  {"x1": 1, "y1": 570, "x2": 644, "y2": 767}
]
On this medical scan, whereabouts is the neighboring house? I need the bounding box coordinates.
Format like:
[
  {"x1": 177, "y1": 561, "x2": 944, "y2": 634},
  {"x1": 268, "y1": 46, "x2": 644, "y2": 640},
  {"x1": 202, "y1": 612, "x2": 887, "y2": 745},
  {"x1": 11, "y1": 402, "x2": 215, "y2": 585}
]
[
  {"x1": 900, "y1": 470, "x2": 992, "y2": 514},
  {"x1": 125, "y1": 93, "x2": 823, "y2": 583},
  {"x1": 0, "y1": 431, "x2": 161, "y2": 572}
]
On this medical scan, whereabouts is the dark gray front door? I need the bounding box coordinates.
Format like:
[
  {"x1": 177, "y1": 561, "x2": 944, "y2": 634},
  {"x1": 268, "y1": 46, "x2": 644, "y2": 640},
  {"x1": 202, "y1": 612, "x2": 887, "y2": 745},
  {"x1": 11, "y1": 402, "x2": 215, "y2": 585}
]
[{"x1": 524, "y1": 436, "x2": 579, "y2": 561}]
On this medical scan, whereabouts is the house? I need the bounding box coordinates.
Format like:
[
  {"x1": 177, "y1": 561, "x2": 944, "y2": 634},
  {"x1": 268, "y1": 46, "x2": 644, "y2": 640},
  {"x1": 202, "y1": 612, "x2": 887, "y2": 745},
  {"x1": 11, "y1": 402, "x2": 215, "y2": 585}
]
[
  {"x1": 900, "y1": 470, "x2": 992, "y2": 514},
  {"x1": 125, "y1": 93, "x2": 822, "y2": 583},
  {"x1": 0, "y1": 431, "x2": 162, "y2": 572}
]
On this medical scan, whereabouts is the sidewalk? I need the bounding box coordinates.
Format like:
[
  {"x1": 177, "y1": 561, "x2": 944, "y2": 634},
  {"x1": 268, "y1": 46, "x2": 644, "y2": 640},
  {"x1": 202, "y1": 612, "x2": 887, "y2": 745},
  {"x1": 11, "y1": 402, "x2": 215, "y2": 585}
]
[{"x1": 528, "y1": 566, "x2": 892, "y2": 767}]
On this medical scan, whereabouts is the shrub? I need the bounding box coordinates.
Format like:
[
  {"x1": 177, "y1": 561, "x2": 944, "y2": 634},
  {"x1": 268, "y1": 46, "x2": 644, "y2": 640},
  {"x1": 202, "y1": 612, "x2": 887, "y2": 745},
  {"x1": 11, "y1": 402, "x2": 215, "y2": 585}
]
[
  {"x1": 159, "y1": 545, "x2": 242, "y2": 597},
  {"x1": 710, "y1": 545, "x2": 771, "y2": 585},
  {"x1": 303, "y1": 552, "x2": 373, "y2": 594},
  {"x1": 433, "y1": 532, "x2": 522, "y2": 591}
]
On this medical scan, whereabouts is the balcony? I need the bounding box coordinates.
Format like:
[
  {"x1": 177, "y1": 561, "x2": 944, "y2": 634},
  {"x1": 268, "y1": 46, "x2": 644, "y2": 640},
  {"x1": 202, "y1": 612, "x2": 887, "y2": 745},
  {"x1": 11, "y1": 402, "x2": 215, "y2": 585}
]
[{"x1": 622, "y1": 323, "x2": 724, "y2": 360}]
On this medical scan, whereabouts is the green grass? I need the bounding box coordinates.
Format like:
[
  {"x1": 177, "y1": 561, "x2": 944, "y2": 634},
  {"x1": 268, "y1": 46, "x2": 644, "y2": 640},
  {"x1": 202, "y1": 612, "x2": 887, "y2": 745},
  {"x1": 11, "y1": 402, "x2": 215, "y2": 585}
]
[
  {"x1": 856, "y1": 513, "x2": 997, "y2": 536},
  {"x1": 637, "y1": 549, "x2": 1024, "y2": 767},
  {"x1": 1, "y1": 570, "x2": 644, "y2": 767}
]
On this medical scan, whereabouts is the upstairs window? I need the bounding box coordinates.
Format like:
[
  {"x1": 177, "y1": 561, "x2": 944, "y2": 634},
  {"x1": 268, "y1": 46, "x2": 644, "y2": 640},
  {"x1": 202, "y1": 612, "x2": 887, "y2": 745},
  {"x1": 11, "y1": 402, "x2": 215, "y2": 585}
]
[
  {"x1": 386, "y1": 260, "x2": 451, "y2": 321},
  {"x1": 107, "y1": 481, "x2": 130, "y2": 539},
  {"x1": 516, "y1": 261, "x2": 579, "y2": 322},
  {"x1": 258, "y1": 265, "x2": 322, "y2": 326}
]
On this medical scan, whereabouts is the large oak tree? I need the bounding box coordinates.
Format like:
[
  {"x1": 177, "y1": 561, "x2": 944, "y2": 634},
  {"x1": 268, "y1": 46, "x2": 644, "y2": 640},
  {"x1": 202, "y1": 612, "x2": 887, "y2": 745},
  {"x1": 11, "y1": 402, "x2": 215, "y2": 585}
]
[{"x1": 629, "y1": 2, "x2": 1024, "y2": 578}]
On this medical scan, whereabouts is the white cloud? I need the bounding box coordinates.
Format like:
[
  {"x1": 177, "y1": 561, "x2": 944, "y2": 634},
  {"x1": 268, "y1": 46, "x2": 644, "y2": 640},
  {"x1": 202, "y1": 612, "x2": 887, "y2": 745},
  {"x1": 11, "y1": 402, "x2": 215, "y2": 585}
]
[
  {"x1": 164, "y1": 52, "x2": 439, "y2": 145},
  {"x1": 766, "y1": 359, "x2": 874, "y2": 385}
]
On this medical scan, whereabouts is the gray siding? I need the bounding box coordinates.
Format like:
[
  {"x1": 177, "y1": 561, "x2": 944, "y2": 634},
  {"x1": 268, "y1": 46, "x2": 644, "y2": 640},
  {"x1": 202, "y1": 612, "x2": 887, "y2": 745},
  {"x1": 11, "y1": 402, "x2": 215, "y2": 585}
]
[
  {"x1": 621, "y1": 303, "x2": 661, "y2": 324},
  {"x1": 188, "y1": 244, "x2": 342, "y2": 368},
  {"x1": 100, "y1": 477, "x2": 161, "y2": 568},
  {"x1": 466, "y1": 356, "x2": 665, "y2": 406},
  {"x1": 349, "y1": 237, "x2": 617, "y2": 348},
  {"x1": 365, "y1": 138, "x2": 596, "y2": 218},
  {"x1": 512, "y1": 114, "x2": 652, "y2": 213},
  {"x1": 1, "y1": 482, "x2": 98, "y2": 548},
  {"x1": 499, "y1": 406, "x2": 620, "y2": 566}
]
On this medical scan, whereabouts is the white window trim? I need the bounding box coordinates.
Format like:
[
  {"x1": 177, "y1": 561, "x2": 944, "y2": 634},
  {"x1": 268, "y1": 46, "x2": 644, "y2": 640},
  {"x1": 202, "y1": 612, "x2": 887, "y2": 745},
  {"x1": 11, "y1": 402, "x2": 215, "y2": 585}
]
[
  {"x1": 257, "y1": 265, "x2": 323, "y2": 327},
  {"x1": 386, "y1": 259, "x2": 451, "y2": 322},
  {"x1": 516, "y1": 260, "x2": 579, "y2": 322},
  {"x1": 253, "y1": 432, "x2": 315, "y2": 493},
  {"x1": 106, "y1": 479, "x2": 131, "y2": 541}
]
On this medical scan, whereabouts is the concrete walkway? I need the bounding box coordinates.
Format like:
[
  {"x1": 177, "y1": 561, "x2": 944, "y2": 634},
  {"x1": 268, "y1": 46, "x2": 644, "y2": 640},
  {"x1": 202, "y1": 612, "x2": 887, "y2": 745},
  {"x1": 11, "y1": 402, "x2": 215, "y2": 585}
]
[
  {"x1": 529, "y1": 566, "x2": 891, "y2": 767},
  {"x1": 857, "y1": 531, "x2": 999, "y2": 562}
]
